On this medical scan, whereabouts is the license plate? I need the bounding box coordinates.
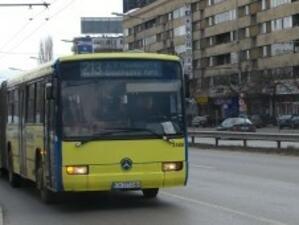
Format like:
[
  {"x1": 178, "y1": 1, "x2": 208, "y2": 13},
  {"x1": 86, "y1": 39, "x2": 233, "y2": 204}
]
[{"x1": 112, "y1": 181, "x2": 141, "y2": 190}]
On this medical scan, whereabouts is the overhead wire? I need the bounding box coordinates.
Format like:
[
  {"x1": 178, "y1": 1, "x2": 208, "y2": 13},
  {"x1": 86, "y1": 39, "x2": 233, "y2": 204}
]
[
  {"x1": 0, "y1": 0, "x2": 76, "y2": 63},
  {"x1": 0, "y1": 0, "x2": 57, "y2": 51}
]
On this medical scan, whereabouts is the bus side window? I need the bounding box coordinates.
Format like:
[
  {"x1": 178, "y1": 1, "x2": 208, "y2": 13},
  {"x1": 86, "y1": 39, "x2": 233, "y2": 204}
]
[
  {"x1": 7, "y1": 91, "x2": 14, "y2": 124},
  {"x1": 13, "y1": 89, "x2": 19, "y2": 124},
  {"x1": 35, "y1": 82, "x2": 45, "y2": 124},
  {"x1": 26, "y1": 84, "x2": 36, "y2": 123}
]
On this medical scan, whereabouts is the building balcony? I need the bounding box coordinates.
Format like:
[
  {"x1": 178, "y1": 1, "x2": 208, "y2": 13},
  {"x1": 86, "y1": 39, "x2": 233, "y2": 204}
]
[
  {"x1": 258, "y1": 52, "x2": 299, "y2": 69},
  {"x1": 204, "y1": 0, "x2": 251, "y2": 18},
  {"x1": 257, "y1": 1, "x2": 299, "y2": 23},
  {"x1": 204, "y1": 64, "x2": 239, "y2": 77},
  {"x1": 257, "y1": 27, "x2": 299, "y2": 47},
  {"x1": 203, "y1": 38, "x2": 253, "y2": 57},
  {"x1": 204, "y1": 16, "x2": 252, "y2": 38}
]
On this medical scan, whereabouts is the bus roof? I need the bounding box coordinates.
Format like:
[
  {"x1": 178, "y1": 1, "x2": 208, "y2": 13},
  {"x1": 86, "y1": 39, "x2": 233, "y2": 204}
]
[
  {"x1": 58, "y1": 52, "x2": 180, "y2": 63},
  {"x1": 5, "y1": 52, "x2": 180, "y2": 88}
]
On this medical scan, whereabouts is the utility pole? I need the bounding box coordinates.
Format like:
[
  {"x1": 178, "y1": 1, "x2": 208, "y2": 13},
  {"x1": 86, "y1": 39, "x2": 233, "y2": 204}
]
[{"x1": 0, "y1": 3, "x2": 50, "y2": 8}]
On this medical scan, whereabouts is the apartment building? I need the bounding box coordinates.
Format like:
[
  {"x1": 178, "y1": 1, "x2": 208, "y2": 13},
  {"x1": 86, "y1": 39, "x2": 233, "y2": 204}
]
[
  {"x1": 123, "y1": 0, "x2": 299, "y2": 122},
  {"x1": 123, "y1": 0, "x2": 157, "y2": 13}
]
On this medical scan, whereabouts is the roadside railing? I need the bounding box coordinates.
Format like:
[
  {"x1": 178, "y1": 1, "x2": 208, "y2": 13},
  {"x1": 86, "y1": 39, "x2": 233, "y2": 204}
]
[{"x1": 188, "y1": 131, "x2": 299, "y2": 149}]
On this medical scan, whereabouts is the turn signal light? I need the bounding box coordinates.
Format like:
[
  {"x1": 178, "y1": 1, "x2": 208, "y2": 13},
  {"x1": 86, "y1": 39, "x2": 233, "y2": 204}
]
[
  {"x1": 66, "y1": 166, "x2": 89, "y2": 175},
  {"x1": 162, "y1": 162, "x2": 183, "y2": 172}
]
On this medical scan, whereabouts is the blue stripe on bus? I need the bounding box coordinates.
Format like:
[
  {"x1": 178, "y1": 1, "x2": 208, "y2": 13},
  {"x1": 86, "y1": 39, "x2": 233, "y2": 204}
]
[
  {"x1": 184, "y1": 133, "x2": 189, "y2": 186},
  {"x1": 54, "y1": 138, "x2": 63, "y2": 191},
  {"x1": 53, "y1": 61, "x2": 63, "y2": 192}
]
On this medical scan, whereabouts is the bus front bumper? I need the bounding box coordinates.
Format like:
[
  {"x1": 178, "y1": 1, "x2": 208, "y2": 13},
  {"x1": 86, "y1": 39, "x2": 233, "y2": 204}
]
[{"x1": 61, "y1": 162, "x2": 187, "y2": 192}]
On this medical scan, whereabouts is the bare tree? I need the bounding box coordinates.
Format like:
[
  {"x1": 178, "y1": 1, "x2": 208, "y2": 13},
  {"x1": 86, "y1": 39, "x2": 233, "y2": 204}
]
[{"x1": 38, "y1": 36, "x2": 53, "y2": 64}]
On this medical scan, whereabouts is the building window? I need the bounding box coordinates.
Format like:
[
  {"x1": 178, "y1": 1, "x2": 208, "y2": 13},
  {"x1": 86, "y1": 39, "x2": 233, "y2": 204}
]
[
  {"x1": 214, "y1": 9, "x2": 236, "y2": 24},
  {"x1": 230, "y1": 31, "x2": 236, "y2": 41},
  {"x1": 209, "y1": 37, "x2": 214, "y2": 46},
  {"x1": 245, "y1": 50, "x2": 250, "y2": 60},
  {"x1": 208, "y1": 17, "x2": 213, "y2": 26},
  {"x1": 144, "y1": 35, "x2": 156, "y2": 45},
  {"x1": 271, "y1": 16, "x2": 293, "y2": 31},
  {"x1": 175, "y1": 45, "x2": 186, "y2": 54},
  {"x1": 260, "y1": 22, "x2": 267, "y2": 34},
  {"x1": 191, "y1": 2, "x2": 200, "y2": 12},
  {"x1": 231, "y1": 52, "x2": 238, "y2": 64},
  {"x1": 270, "y1": 0, "x2": 291, "y2": 8},
  {"x1": 271, "y1": 18, "x2": 283, "y2": 31},
  {"x1": 245, "y1": 27, "x2": 250, "y2": 37},
  {"x1": 174, "y1": 25, "x2": 186, "y2": 37},
  {"x1": 193, "y1": 40, "x2": 201, "y2": 50},
  {"x1": 271, "y1": 42, "x2": 294, "y2": 56},
  {"x1": 262, "y1": 46, "x2": 269, "y2": 57},
  {"x1": 261, "y1": 0, "x2": 267, "y2": 10},
  {"x1": 173, "y1": 6, "x2": 186, "y2": 19},
  {"x1": 283, "y1": 16, "x2": 293, "y2": 29},
  {"x1": 209, "y1": 57, "x2": 214, "y2": 66},
  {"x1": 124, "y1": 28, "x2": 129, "y2": 37},
  {"x1": 245, "y1": 5, "x2": 250, "y2": 16}
]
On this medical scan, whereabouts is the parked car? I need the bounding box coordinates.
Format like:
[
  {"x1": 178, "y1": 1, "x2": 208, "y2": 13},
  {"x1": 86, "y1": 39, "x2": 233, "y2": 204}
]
[
  {"x1": 277, "y1": 115, "x2": 294, "y2": 129},
  {"x1": 291, "y1": 115, "x2": 299, "y2": 129},
  {"x1": 191, "y1": 115, "x2": 209, "y2": 127},
  {"x1": 249, "y1": 114, "x2": 265, "y2": 128},
  {"x1": 217, "y1": 117, "x2": 256, "y2": 132}
]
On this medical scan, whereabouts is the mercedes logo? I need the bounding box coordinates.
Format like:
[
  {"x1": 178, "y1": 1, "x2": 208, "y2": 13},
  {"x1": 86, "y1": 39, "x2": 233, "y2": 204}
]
[{"x1": 120, "y1": 158, "x2": 133, "y2": 171}]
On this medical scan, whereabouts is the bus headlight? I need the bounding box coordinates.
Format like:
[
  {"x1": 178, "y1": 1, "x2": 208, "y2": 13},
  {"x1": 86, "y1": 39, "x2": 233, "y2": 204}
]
[
  {"x1": 66, "y1": 166, "x2": 89, "y2": 175},
  {"x1": 162, "y1": 162, "x2": 183, "y2": 172}
]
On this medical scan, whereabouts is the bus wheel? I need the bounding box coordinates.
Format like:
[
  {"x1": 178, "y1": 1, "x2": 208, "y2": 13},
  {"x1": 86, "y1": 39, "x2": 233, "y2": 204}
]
[
  {"x1": 7, "y1": 150, "x2": 21, "y2": 187},
  {"x1": 142, "y1": 188, "x2": 159, "y2": 199},
  {"x1": 0, "y1": 168, "x2": 5, "y2": 177},
  {"x1": 36, "y1": 159, "x2": 55, "y2": 204}
]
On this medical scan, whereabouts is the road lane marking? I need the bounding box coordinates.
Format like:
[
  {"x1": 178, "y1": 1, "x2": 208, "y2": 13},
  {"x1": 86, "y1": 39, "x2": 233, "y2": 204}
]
[
  {"x1": 190, "y1": 164, "x2": 215, "y2": 170},
  {"x1": 162, "y1": 192, "x2": 288, "y2": 225},
  {"x1": 0, "y1": 206, "x2": 3, "y2": 225}
]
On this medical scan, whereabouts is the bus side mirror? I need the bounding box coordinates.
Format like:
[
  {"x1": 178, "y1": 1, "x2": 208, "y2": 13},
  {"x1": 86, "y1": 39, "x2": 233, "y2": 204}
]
[{"x1": 46, "y1": 83, "x2": 53, "y2": 100}]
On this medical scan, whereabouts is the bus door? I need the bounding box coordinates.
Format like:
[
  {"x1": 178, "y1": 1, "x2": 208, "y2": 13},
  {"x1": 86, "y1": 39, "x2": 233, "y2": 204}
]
[
  {"x1": 45, "y1": 81, "x2": 56, "y2": 188},
  {"x1": 19, "y1": 87, "x2": 27, "y2": 176}
]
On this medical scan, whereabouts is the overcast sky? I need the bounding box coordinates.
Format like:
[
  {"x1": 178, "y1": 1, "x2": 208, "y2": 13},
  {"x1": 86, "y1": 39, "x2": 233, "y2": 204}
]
[{"x1": 0, "y1": 0, "x2": 122, "y2": 78}]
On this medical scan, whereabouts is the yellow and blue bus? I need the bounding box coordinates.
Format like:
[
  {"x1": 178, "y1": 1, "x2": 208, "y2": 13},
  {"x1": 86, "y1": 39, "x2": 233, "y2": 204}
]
[{"x1": 0, "y1": 53, "x2": 188, "y2": 203}]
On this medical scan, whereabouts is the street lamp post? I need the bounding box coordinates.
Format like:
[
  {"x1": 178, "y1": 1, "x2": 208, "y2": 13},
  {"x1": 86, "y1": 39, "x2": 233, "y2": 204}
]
[
  {"x1": 8, "y1": 67, "x2": 25, "y2": 72},
  {"x1": 61, "y1": 39, "x2": 78, "y2": 54},
  {"x1": 0, "y1": 3, "x2": 50, "y2": 8}
]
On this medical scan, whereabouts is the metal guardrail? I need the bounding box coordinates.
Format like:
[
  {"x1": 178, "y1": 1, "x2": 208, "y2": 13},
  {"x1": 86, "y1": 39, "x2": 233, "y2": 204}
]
[{"x1": 188, "y1": 131, "x2": 299, "y2": 149}]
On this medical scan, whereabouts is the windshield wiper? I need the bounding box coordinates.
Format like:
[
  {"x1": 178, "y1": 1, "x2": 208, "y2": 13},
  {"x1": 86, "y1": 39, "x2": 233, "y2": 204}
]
[
  {"x1": 98, "y1": 128, "x2": 181, "y2": 145},
  {"x1": 74, "y1": 128, "x2": 179, "y2": 147}
]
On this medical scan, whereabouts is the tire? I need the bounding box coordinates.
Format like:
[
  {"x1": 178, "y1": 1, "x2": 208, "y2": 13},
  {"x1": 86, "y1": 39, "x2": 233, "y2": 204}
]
[
  {"x1": 36, "y1": 158, "x2": 56, "y2": 204},
  {"x1": 7, "y1": 151, "x2": 21, "y2": 188},
  {"x1": 0, "y1": 168, "x2": 5, "y2": 177},
  {"x1": 142, "y1": 188, "x2": 159, "y2": 199}
]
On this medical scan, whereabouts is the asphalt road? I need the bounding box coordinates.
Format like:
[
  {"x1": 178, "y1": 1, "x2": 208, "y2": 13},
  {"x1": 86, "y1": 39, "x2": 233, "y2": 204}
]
[{"x1": 1, "y1": 148, "x2": 299, "y2": 225}]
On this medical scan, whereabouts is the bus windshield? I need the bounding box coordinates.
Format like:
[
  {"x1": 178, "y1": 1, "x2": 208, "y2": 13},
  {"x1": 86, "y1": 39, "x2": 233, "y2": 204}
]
[{"x1": 61, "y1": 60, "x2": 184, "y2": 140}]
